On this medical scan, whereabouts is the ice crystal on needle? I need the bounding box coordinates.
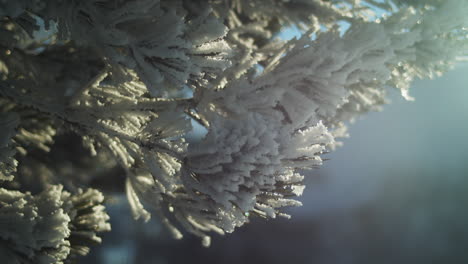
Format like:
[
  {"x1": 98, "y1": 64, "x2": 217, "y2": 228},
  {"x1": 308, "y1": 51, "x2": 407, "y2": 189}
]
[
  {"x1": 0, "y1": 0, "x2": 467, "y2": 252},
  {"x1": 0, "y1": 185, "x2": 110, "y2": 264}
]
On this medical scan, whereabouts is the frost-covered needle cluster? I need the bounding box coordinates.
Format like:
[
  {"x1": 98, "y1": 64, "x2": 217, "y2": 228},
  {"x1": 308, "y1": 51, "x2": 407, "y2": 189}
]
[{"x1": 0, "y1": 0, "x2": 467, "y2": 257}]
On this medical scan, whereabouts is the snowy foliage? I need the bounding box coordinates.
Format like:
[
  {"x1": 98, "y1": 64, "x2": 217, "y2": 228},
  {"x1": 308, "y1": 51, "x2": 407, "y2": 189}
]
[
  {"x1": 0, "y1": 112, "x2": 18, "y2": 181},
  {"x1": 0, "y1": 185, "x2": 110, "y2": 264},
  {"x1": 0, "y1": 0, "x2": 467, "y2": 254}
]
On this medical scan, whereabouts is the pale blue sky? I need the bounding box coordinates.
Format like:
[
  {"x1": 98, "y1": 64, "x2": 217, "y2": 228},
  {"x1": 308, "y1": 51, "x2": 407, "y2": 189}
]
[
  {"x1": 295, "y1": 62, "x2": 468, "y2": 216},
  {"x1": 274, "y1": 12, "x2": 468, "y2": 217}
]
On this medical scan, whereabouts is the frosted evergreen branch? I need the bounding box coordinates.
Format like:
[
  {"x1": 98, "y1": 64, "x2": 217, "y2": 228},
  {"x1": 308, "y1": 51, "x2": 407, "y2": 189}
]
[
  {"x1": 0, "y1": 0, "x2": 467, "y2": 250},
  {"x1": 0, "y1": 112, "x2": 19, "y2": 181},
  {"x1": 0, "y1": 185, "x2": 110, "y2": 264}
]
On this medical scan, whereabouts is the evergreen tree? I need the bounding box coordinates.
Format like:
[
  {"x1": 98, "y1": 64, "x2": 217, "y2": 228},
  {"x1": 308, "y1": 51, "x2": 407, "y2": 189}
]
[{"x1": 0, "y1": 0, "x2": 466, "y2": 261}]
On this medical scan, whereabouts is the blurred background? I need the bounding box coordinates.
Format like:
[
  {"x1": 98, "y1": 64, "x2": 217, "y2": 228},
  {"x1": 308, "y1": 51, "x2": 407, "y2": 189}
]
[{"x1": 80, "y1": 49, "x2": 468, "y2": 263}]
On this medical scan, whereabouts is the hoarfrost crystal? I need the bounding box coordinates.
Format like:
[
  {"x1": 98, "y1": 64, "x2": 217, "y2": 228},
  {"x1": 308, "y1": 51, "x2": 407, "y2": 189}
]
[{"x1": 0, "y1": 0, "x2": 466, "y2": 251}]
